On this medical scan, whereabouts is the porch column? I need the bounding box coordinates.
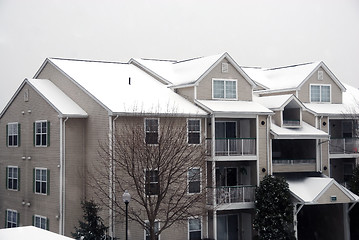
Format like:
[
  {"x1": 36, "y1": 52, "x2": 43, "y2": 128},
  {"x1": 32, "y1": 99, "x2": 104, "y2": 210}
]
[
  {"x1": 212, "y1": 114, "x2": 217, "y2": 239},
  {"x1": 293, "y1": 204, "x2": 303, "y2": 240},
  {"x1": 344, "y1": 203, "x2": 350, "y2": 240}
]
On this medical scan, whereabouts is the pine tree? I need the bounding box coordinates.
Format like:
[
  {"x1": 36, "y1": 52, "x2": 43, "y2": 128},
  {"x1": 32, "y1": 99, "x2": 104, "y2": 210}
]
[
  {"x1": 254, "y1": 175, "x2": 295, "y2": 240},
  {"x1": 72, "y1": 200, "x2": 109, "y2": 240}
]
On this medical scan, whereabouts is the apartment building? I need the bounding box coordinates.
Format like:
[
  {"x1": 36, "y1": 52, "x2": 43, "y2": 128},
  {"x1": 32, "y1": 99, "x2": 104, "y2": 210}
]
[{"x1": 0, "y1": 52, "x2": 358, "y2": 240}]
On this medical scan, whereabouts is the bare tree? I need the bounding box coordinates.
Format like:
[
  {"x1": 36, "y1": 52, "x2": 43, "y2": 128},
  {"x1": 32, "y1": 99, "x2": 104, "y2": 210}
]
[{"x1": 93, "y1": 115, "x2": 206, "y2": 240}]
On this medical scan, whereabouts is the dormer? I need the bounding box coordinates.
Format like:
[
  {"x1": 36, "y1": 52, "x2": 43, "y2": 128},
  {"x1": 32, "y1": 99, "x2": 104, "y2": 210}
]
[{"x1": 254, "y1": 94, "x2": 307, "y2": 128}]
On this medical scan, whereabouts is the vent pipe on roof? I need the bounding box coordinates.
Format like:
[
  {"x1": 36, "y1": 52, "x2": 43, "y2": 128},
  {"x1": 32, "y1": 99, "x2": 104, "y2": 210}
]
[{"x1": 129, "y1": 77, "x2": 131, "y2": 85}]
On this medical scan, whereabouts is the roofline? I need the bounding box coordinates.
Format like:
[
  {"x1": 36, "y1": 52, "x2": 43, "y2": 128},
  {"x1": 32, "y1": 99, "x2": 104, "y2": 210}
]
[
  {"x1": 110, "y1": 111, "x2": 208, "y2": 118},
  {"x1": 270, "y1": 130, "x2": 330, "y2": 140},
  {"x1": 36, "y1": 58, "x2": 113, "y2": 114},
  {"x1": 297, "y1": 61, "x2": 346, "y2": 92},
  {"x1": 0, "y1": 80, "x2": 28, "y2": 118},
  {"x1": 254, "y1": 87, "x2": 298, "y2": 95},
  {"x1": 129, "y1": 58, "x2": 172, "y2": 85}
]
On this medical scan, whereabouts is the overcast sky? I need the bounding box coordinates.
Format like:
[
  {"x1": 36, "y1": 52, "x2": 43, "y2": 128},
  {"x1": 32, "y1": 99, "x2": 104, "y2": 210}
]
[{"x1": 0, "y1": 0, "x2": 358, "y2": 110}]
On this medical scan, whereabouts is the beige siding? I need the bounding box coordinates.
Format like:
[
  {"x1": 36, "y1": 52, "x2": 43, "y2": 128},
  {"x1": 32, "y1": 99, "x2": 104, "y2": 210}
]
[
  {"x1": 0, "y1": 83, "x2": 60, "y2": 232},
  {"x1": 272, "y1": 111, "x2": 282, "y2": 126},
  {"x1": 176, "y1": 86, "x2": 195, "y2": 102},
  {"x1": 197, "y1": 59, "x2": 252, "y2": 101},
  {"x1": 302, "y1": 111, "x2": 316, "y2": 127},
  {"x1": 317, "y1": 183, "x2": 351, "y2": 204},
  {"x1": 298, "y1": 67, "x2": 342, "y2": 104},
  {"x1": 258, "y1": 115, "x2": 269, "y2": 180},
  {"x1": 320, "y1": 116, "x2": 330, "y2": 176},
  {"x1": 273, "y1": 164, "x2": 316, "y2": 173}
]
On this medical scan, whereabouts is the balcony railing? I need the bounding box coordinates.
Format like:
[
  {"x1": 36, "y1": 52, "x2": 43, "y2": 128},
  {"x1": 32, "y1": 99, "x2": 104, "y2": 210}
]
[
  {"x1": 283, "y1": 119, "x2": 300, "y2": 127},
  {"x1": 215, "y1": 185, "x2": 256, "y2": 204},
  {"x1": 329, "y1": 138, "x2": 359, "y2": 154},
  {"x1": 206, "y1": 138, "x2": 256, "y2": 156},
  {"x1": 272, "y1": 159, "x2": 316, "y2": 164}
]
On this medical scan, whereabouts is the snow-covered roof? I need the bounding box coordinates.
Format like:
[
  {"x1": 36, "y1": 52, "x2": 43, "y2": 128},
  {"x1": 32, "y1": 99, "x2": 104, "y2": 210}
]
[
  {"x1": 287, "y1": 177, "x2": 358, "y2": 204},
  {"x1": 46, "y1": 58, "x2": 207, "y2": 116},
  {"x1": 131, "y1": 52, "x2": 256, "y2": 88},
  {"x1": 0, "y1": 226, "x2": 74, "y2": 240},
  {"x1": 304, "y1": 83, "x2": 359, "y2": 117},
  {"x1": 253, "y1": 94, "x2": 306, "y2": 111},
  {"x1": 243, "y1": 61, "x2": 345, "y2": 93},
  {"x1": 27, "y1": 79, "x2": 88, "y2": 118},
  {"x1": 195, "y1": 99, "x2": 273, "y2": 116},
  {"x1": 271, "y1": 122, "x2": 329, "y2": 139}
]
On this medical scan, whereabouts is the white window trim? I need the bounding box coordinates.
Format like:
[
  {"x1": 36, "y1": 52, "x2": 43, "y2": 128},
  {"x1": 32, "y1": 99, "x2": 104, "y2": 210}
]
[
  {"x1": 309, "y1": 84, "x2": 331, "y2": 103},
  {"x1": 7, "y1": 122, "x2": 19, "y2": 147},
  {"x1": 144, "y1": 169, "x2": 159, "y2": 196},
  {"x1": 34, "y1": 214, "x2": 47, "y2": 229},
  {"x1": 187, "y1": 167, "x2": 201, "y2": 194},
  {"x1": 6, "y1": 209, "x2": 18, "y2": 228},
  {"x1": 212, "y1": 78, "x2": 238, "y2": 100},
  {"x1": 188, "y1": 216, "x2": 202, "y2": 240},
  {"x1": 144, "y1": 219, "x2": 160, "y2": 240},
  {"x1": 35, "y1": 167, "x2": 48, "y2": 195},
  {"x1": 7, "y1": 166, "x2": 19, "y2": 191},
  {"x1": 35, "y1": 120, "x2": 48, "y2": 147},
  {"x1": 144, "y1": 118, "x2": 159, "y2": 145},
  {"x1": 187, "y1": 119, "x2": 201, "y2": 144}
]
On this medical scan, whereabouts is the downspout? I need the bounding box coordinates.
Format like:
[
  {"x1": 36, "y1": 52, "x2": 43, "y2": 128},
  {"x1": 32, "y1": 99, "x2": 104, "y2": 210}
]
[
  {"x1": 59, "y1": 117, "x2": 68, "y2": 235},
  {"x1": 319, "y1": 116, "x2": 323, "y2": 173}
]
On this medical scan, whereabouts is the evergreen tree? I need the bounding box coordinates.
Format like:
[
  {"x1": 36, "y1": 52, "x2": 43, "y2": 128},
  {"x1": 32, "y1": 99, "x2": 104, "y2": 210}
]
[
  {"x1": 72, "y1": 200, "x2": 109, "y2": 240},
  {"x1": 254, "y1": 175, "x2": 295, "y2": 240}
]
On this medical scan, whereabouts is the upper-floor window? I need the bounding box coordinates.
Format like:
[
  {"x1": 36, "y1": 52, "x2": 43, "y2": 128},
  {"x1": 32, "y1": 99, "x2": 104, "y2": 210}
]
[
  {"x1": 144, "y1": 220, "x2": 160, "y2": 240},
  {"x1": 7, "y1": 123, "x2": 20, "y2": 147},
  {"x1": 188, "y1": 168, "x2": 201, "y2": 194},
  {"x1": 310, "y1": 84, "x2": 330, "y2": 103},
  {"x1": 34, "y1": 168, "x2": 49, "y2": 195},
  {"x1": 145, "y1": 169, "x2": 159, "y2": 195},
  {"x1": 34, "y1": 120, "x2": 50, "y2": 147},
  {"x1": 188, "y1": 217, "x2": 202, "y2": 240},
  {"x1": 187, "y1": 119, "x2": 201, "y2": 144},
  {"x1": 213, "y1": 79, "x2": 237, "y2": 100},
  {"x1": 6, "y1": 209, "x2": 18, "y2": 228},
  {"x1": 6, "y1": 166, "x2": 19, "y2": 191},
  {"x1": 34, "y1": 215, "x2": 48, "y2": 230},
  {"x1": 145, "y1": 119, "x2": 159, "y2": 144}
]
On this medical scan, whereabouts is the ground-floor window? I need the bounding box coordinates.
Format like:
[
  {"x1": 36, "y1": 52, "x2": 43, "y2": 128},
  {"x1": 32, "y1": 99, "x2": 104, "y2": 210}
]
[
  {"x1": 6, "y1": 209, "x2": 18, "y2": 228},
  {"x1": 34, "y1": 215, "x2": 48, "y2": 230},
  {"x1": 144, "y1": 220, "x2": 160, "y2": 240},
  {"x1": 188, "y1": 217, "x2": 202, "y2": 240}
]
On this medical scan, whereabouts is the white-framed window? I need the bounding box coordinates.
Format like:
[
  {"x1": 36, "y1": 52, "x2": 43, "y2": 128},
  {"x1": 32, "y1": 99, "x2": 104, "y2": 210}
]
[
  {"x1": 145, "y1": 169, "x2": 159, "y2": 195},
  {"x1": 188, "y1": 168, "x2": 201, "y2": 194},
  {"x1": 187, "y1": 119, "x2": 201, "y2": 144},
  {"x1": 188, "y1": 217, "x2": 202, "y2": 240},
  {"x1": 6, "y1": 166, "x2": 19, "y2": 191},
  {"x1": 34, "y1": 120, "x2": 50, "y2": 147},
  {"x1": 212, "y1": 79, "x2": 237, "y2": 100},
  {"x1": 310, "y1": 84, "x2": 331, "y2": 103},
  {"x1": 7, "y1": 122, "x2": 20, "y2": 147},
  {"x1": 34, "y1": 215, "x2": 48, "y2": 230},
  {"x1": 6, "y1": 209, "x2": 18, "y2": 228},
  {"x1": 34, "y1": 168, "x2": 49, "y2": 195},
  {"x1": 144, "y1": 220, "x2": 160, "y2": 240},
  {"x1": 145, "y1": 118, "x2": 159, "y2": 144}
]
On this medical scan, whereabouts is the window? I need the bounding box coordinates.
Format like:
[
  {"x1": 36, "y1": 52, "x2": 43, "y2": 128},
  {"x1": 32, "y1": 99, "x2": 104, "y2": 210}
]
[
  {"x1": 7, "y1": 166, "x2": 19, "y2": 191},
  {"x1": 34, "y1": 168, "x2": 49, "y2": 195},
  {"x1": 188, "y1": 119, "x2": 201, "y2": 144},
  {"x1": 145, "y1": 170, "x2": 159, "y2": 195},
  {"x1": 7, "y1": 123, "x2": 20, "y2": 147},
  {"x1": 144, "y1": 220, "x2": 160, "y2": 240},
  {"x1": 310, "y1": 84, "x2": 330, "y2": 103},
  {"x1": 34, "y1": 215, "x2": 48, "y2": 230},
  {"x1": 188, "y1": 168, "x2": 201, "y2": 194},
  {"x1": 6, "y1": 209, "x2": 18, "y2": 228},
  {"x1": 188, "y1": 218, "x2": 202, "y2": 240},
  {"x1": 145, "y1": 119, "x2": 159, "y2": 144},
  {"x1": 213, "y1": 79, "x2": 237, "y2": 99},
  {"x1": 34, "y1": 120, "x2": 50, "y2": 147}
]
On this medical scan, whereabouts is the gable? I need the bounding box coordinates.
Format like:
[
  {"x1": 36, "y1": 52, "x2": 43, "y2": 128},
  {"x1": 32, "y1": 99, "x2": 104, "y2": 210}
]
[
  {"x1": 196, "y1": 58, "x2": 253, "y2": 101},
  {"x1": 298, "y1": 66, "x2": 344, "y2": 104},
  {"x1": 316, "y1": 182, "x2": 352, "y2": 204}
]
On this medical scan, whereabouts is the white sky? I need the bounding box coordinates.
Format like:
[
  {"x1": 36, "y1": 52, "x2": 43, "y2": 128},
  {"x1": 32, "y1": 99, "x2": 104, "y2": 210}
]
[{"x1": 0, "y1": 0, "x2": 358, "y2": 110}]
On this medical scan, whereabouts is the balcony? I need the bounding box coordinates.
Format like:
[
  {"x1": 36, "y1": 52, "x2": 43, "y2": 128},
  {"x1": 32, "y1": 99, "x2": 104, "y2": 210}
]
[
  {"x1": 283, "y1": 120, "x2": 300, "y2": 127},
  {"x1": 207, "y1": 185, "x2": 256, "y2": 206},
  {"x1": 272, "y1": 159, "x2": 316, "y2": 165},
  {"x1": 329, "y1": 138, "x2": 359, "y2": 154},
  {"x1": 206, "y1": 138, "x2": 256, "y2": 156}
]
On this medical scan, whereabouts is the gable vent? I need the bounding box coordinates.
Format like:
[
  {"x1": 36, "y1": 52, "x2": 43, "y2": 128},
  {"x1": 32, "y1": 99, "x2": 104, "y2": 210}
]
[
  {"x1": 222, "y1": 63, "x2": 229, "y2": 73},
  {"x1": 318, "y1": 71, "x2": 323, "y2": 80}
]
